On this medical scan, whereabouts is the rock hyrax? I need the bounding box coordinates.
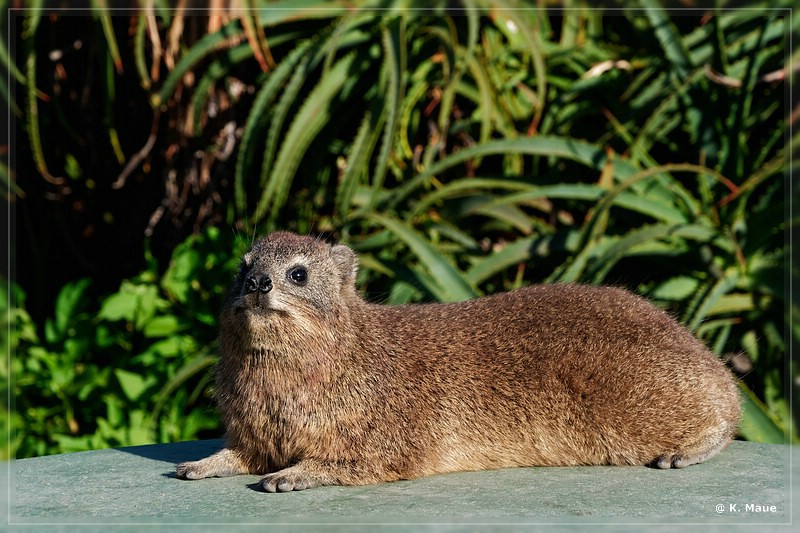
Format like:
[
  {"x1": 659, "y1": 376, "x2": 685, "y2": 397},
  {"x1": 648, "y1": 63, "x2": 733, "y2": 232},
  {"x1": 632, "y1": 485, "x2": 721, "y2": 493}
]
[{"x1": 176, "y1": 231, "x2": 741, "y2": 491}]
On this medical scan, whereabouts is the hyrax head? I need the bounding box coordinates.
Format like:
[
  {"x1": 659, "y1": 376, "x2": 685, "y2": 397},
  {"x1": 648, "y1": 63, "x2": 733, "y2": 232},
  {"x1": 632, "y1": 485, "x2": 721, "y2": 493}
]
[{"x1": 227, "y1": 232, "x2": 358, "y2": 320}]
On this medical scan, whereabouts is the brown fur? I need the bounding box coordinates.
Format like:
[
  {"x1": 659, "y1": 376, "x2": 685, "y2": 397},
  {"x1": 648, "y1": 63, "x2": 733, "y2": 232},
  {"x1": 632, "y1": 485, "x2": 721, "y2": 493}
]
[{"x1": 176, "y1": 232, "x2": 741, "y2": 491}]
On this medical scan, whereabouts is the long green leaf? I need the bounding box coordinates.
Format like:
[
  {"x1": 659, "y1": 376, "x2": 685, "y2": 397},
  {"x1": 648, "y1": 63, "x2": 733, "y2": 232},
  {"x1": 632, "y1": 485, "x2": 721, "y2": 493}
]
[
  {"x1": 738, "y1": 381, "x2": 789, "y2": 444},
  {"x1": 398, "y1": 66, "x2": 431, "y2": 159},
  {"x1": 366, "y1": 214, "x2": 477, "y2": 302},
  {"x1": 502, "y1": 9, "x2": 547, "y2": 132},
  {"x1": 641, "y1": 0, "x2": 693, "y2": 77},
  {"x1": 587, "y1": 223, "x2": 719, "y2": 284},
  {"x1": 234, "y1": 39, "x2": 314, "y2": 214},
  {"x1": 466, "y1": 54, "x2": 494, "y2": 148},
  {"x1": 548, "y1": 236, "x2": 614, "y2": 284},
  {"x1": 466, "y1": 235, "x2": 539, "y2": 285},
  {"x1": 686, "y1": 269, "x2": 740, "y2": 332},
  {"x1": 628, "y1": 68, "x2": 705, "y2": 169},
  {"x1": 479, "y1": 183, "x2": 688, "y2": 224},
  {"x1": 253, "y1": 0, "x2": 346, "y2": 26},
  {"x1": 133, "y1": 15, "x2": 150, "y2": 90},
  {"x1": 25, "y1": 31, "x2": 61, "y2": 184},
  {"x1": 725, "y1": 17, "x2": 776, "y2": 179},
  {"x1": 0, "y1": 8, "x2": 25, "y2": 84},
  {"x1": 336, "y1": 105, "x2": 383, "y2": 218},
  {"x1": 103, "y1": 45, "x2": 125, "y2": 165},
  {"x1": 461, "y1": 197, "x2": 532, "y2": 234},
  {"x1": 580, "y1": 163, "x2": 728, "y2": 249},
  {"x1": 388, "y1": 136, "x2": 626, "y2": 210},
  {"x1": 413, "y1": 178, "x2": 537, "y2": 217},
  {"x1": 93, "y1": 3, "x2": 123, "y2": 74},
  {"x1": 369, "y1": 20, "x2": 403, "y2": 209},
  {"x1": 258, "y1": 52, "x2": 313, "y2": 198},
  {"x1": 254, "y1": 52, "x2": 358, "y2": 226}
]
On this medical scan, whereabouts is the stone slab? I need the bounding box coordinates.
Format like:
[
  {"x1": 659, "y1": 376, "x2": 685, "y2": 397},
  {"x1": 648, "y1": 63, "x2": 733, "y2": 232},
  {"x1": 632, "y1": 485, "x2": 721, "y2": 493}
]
[{"x1": 3, "y1": 439, "x2": 796, "y2": 531}]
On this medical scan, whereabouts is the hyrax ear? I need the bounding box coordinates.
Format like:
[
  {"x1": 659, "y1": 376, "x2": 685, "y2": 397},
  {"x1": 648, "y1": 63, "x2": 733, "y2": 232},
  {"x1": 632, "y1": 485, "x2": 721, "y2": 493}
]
[{"x1": 330, "y1": 244, "x2": 358, "y2": 282}]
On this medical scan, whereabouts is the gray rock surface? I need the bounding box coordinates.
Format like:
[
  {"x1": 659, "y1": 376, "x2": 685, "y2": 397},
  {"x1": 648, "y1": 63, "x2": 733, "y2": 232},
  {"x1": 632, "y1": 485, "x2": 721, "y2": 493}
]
[{"x1": 4, "y1": 439, "x2": 795, "y2": 530}]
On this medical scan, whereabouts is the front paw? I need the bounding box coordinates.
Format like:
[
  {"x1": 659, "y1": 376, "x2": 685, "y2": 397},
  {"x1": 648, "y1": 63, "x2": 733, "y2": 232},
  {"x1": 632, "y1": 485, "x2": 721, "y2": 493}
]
[
  {"x1": 176, "y1": 460, "x2": 208, "y2": 480},
  {"x1": 176, "y1": 448, "x2": 247, "y2": 480},
  {"x1": 260, "y1": 470, "x2": 320, "y2": 492}
]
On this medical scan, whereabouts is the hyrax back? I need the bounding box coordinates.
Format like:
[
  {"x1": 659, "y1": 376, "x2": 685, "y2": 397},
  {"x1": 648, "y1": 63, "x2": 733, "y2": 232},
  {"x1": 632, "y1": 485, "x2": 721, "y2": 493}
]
[{"x1": 176, "y1": 232, "x2": 741, "y2": 491}]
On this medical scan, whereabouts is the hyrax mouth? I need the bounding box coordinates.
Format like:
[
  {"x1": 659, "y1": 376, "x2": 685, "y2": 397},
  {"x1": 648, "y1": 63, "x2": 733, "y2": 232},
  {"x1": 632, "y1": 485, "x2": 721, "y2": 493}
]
[{"x1": 234, "y1": 298, "x2": 290, "y2": 320}]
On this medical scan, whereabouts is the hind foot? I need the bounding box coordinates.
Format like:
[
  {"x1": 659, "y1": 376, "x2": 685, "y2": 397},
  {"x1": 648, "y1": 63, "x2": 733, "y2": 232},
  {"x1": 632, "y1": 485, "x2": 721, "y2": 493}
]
[{"x1": 653, "y1": 431, "x2": 734, "y2": 469}]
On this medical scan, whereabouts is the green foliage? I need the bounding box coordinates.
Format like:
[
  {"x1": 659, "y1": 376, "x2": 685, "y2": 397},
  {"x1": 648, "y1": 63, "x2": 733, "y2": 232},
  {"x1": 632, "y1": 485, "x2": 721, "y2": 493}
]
[
  {"x1": 6, "y1": 1, "x2": 794, "y2": 457},
  {"x1": 6, "y1": 228, "x2": 247, "y2": 457}
]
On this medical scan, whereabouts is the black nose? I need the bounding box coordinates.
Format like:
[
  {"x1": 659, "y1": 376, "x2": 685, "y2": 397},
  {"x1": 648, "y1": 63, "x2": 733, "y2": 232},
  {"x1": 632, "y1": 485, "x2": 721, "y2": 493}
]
[{"x1": 245, "y1": 275, "x2": 272, "y2": 294}]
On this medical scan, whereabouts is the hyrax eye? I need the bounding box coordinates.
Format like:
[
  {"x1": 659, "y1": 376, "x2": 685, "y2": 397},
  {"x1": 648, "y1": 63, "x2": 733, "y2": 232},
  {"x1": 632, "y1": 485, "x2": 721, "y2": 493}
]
[{"x1": 287, "y1": 266, "x2": 308, "y2": 286}]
